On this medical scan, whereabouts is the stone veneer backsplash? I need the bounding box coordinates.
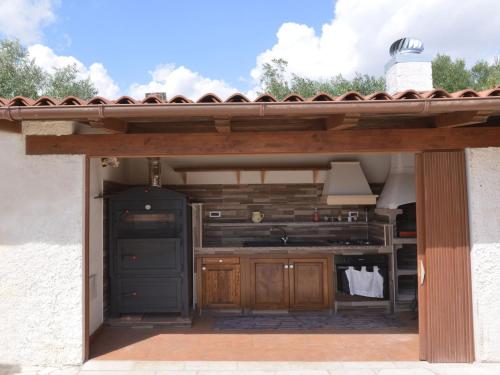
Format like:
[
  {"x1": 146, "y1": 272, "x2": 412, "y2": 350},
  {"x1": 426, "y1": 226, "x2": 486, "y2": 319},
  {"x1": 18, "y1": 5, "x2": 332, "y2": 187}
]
[{"x1": 166, "y1": 184, "x2": 384, "y2": 247}]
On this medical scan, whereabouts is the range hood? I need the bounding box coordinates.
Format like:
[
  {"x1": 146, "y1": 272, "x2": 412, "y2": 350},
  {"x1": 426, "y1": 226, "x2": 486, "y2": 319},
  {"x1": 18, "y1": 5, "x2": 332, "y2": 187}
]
[
  {"x1": 376, "y1": 153, "x2": 416, "y2": 209},
  {"x1": 322, "y1": 161, "x2": 378, "y2": 205}
]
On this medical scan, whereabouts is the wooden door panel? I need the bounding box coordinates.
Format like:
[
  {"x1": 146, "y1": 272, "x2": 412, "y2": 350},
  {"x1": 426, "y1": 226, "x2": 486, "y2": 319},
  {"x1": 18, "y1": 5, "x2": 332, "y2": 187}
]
[
  {"x1": 202, "y1": 264, "x2": 240, "y2": 309},
  {"x1": 250, "y1": 258, "x2": 289, "y2": 309},
  {"x1": 289, "y1": 259, "x2": 329, "y2": 310},
  {"x1": 419, "y1": 151, "x2": 474, "y2": 363},
  {"x1": 416, "y1": 153, "x2": 427, "y2": 360}
]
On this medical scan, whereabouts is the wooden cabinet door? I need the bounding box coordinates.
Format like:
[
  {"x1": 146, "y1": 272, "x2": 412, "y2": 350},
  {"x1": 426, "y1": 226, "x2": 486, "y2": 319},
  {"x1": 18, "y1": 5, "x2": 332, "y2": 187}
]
[
  {"x1": 250, "y1": 258, "x2": 289, "y2": 309},
  {"x1": 289, "y1": 258, "x2": 329, "y2": 310},
  {"x1": 201, "y1": 264, "x2": 241, "y2": 309}
]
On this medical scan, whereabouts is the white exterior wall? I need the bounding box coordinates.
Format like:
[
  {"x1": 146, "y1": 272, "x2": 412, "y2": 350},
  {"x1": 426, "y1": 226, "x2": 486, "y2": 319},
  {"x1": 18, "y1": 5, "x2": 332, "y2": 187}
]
[
  {"x1": 466, "y1": 147, "x2": 500, "y2": 362},
  {"x1": 0, "y1": 132, "x2": 85, "y2": 365}
]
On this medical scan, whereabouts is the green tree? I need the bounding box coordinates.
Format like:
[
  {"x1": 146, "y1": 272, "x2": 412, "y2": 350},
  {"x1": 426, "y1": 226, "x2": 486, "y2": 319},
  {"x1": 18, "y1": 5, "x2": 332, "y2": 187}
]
[
  {"x1": 260, "y1": 58, "x2": 291, "y2": 100},
  {"x1": 0, "y1": 39, "x2": 98, "y2": 100},
  {"x1": 432, "y1": 54, "x2": 472, "y2": 92},
  {"x1": 0, "y1": 39, "x2": 45, "y2": 98},
  {"x1": 432, "y1": 54, "x2": 500, "y2": 92},
  {"x1": 260, "y1": 58, "x2": 385, "y2": 99},
  {"x1": 261, "y1": 55, "x2": 500, "y2": 99},
  {"x1": 45, "y1": 64, "x2": 97, "y2": 99}
]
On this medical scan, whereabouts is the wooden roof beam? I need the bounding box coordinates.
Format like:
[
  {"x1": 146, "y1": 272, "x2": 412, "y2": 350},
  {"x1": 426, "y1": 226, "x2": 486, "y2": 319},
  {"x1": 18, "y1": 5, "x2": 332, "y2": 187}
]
[
  {"x1": 324, "y1": 114, "x2": 360, "y2": 130},
  {"x1": 214, "y1": 118, "x2": 231, "y2": 133},
  {"x1": 434, "y1": 111, "x2": 492, "y2": 128},
  {"x1": 25, "y1": 127, "x2": 500, "y2": 156},
  {"x1": 88, "y1": 118, "x2": 128, "y2": 133}
]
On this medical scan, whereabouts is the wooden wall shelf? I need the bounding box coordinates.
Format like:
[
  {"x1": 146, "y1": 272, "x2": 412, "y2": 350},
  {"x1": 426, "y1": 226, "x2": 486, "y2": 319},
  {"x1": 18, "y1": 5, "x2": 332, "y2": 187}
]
[{"x1": 203, "y1": 221, "x2": 370, "y2": 227}]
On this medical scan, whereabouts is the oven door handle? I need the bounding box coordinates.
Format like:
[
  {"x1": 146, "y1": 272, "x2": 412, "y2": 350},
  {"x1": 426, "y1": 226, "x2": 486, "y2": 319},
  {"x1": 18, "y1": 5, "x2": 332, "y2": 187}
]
[{"x1": 420, "y1": 260, "x2": 426, "y2": 286}]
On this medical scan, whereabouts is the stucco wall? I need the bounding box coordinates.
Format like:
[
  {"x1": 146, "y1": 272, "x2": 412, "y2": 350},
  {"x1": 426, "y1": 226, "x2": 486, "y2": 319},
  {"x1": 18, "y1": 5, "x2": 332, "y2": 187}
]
[
  {"x1": 0, "y1": 132, "x2": 85, "y2": 366},
  {"x1": 466, "y1": 147, "x2": 500, "y2": 362}
]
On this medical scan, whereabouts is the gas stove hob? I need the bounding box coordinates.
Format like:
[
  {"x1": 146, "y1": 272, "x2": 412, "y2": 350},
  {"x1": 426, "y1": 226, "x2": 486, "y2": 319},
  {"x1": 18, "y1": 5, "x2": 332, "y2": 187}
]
[{"x1": 327, "y1": 239, "x2": 383, "y2": 246}]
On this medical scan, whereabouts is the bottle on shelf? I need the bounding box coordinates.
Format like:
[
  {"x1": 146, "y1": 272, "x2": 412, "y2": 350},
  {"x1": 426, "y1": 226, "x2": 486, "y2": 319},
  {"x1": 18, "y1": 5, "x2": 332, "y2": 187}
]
[{"x1": 312, "y1": 208, "x2": 320, "y2": 222}]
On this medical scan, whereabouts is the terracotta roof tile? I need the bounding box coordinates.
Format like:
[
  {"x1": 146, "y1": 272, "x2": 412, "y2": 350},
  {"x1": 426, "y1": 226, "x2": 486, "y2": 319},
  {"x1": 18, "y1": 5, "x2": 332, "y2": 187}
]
[
  {"x1": 478, "y1": 87, "x2": 500, "y2": 97},
  {"x1": 450, "y1": 89, "x2": 480, "y2": 98},
  {"x1": 310, "y1": 93, "x2": 334, "y2": 101},
  {"x1": 8, "y1": 96, "x2": 34, "y2": 106},
  {"x1": 87, "y1": 96, "x2": 111, "y2": 105},
  {"x1": 141, "y1": 95, "x2": 164, "y2": 104},
  {"x1": 59, "y1": 96, "x2": 86, "y2": 105},
  {"x1": 33, "y1": 96, "x2": 60, "y2": 106},
  {"x1": 169, "y1": 95, "x2": 192, "y2": 103},
  {"x1": 3, "y1": 86, "x2": 500, "y2": 109},
  {"x1": 393, "y1": 90, "x2": 422, "y2": 100},
  {"x1": 420, "y1": 89, "x2": 452, "y2": 99},
  {"x1": 254, "y1": 93, "x2": 277, "y2": 102},
  {"x1": 197, "y1": 93, "x2": 222, "y2": 103},
  {"x1": 283, "y1": 93, "x2": 305, "y2": 102},
  {"x1": 364, "y1": 92, "x2": 393, "y2": 100},
  {"x1": 336, "y1": 91, "x2": 364, "y2": 101},
  {"x1": 114, "y1": 96, "x2": 138, "y2": 104},
  {"x1": 225, "y1": 93, "x2": 250, "y2": 102}
]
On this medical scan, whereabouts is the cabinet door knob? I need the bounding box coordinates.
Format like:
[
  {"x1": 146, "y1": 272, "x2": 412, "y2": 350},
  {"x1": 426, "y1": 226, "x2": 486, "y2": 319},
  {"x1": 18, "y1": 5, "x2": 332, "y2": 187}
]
[
  {"x1": 218, "y1": 259, "x2": 223, "y2": 263},
  {"x1": 289, "y1": 264, "x2": 294, "y2": 269},
  {"x1": 202, "y1": 266, "x2": 207, "y2": 271},
  {"x1": 284, "y1": 264, "x2": 289, "y2": 269}
]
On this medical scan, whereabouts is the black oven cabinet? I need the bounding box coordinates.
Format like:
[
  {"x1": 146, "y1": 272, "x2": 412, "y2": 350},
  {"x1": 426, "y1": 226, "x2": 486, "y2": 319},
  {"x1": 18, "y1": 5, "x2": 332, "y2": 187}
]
[{"x1": 108, "y1": 186, "x2": 192, "y2": 318}]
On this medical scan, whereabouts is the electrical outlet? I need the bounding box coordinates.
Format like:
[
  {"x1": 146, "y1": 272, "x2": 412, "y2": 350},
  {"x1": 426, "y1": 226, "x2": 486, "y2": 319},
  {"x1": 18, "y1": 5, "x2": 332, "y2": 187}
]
[{"x1": 209, "y1": 211, "x2": 222, "y2": 218}]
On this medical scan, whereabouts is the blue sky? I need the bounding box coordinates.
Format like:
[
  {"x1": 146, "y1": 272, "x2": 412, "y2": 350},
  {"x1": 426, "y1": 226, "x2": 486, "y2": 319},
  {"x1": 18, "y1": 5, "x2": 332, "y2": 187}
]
[
  {"x1": 1, "y1": 0, "x2": 499, "y2": 99},
  {"x1": 43, "y1": 0, "x2": 334, "y2": 91}
]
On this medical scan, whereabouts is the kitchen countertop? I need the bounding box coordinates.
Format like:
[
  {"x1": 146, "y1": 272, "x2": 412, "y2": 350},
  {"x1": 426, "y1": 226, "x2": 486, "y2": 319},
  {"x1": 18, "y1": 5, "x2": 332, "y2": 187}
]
[{"x1": 196, "y1": 245, "x2": 392, "y2": 255}]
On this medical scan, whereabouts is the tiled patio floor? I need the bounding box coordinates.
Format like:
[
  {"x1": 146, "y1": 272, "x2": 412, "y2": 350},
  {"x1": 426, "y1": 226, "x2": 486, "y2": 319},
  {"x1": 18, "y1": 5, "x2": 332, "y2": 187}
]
[{"x1": 90, "y1": 313, "x2": 419, "y2": 362}]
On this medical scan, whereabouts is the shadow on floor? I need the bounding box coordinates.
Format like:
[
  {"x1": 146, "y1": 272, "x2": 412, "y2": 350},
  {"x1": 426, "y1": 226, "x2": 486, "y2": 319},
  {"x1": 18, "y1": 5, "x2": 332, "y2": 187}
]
[{"x1": 90, "y1": 311, "x2": 419, "y2": 362}]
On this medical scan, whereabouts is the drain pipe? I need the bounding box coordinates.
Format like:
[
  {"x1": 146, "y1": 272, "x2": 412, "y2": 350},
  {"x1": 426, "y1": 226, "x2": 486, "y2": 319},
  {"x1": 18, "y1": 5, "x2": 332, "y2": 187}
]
[{"x1": 148, "y1": 157, "x2": 162, "y2": 188}]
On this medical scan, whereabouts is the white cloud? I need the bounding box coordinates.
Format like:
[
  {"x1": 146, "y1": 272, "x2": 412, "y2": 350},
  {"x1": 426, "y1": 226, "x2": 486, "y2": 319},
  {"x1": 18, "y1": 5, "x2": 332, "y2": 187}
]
[
  {"x1": 28, "y1": 44, "x2": 120, "y2": 98},
  {"x1": 0, "y1": 0, "x2": 57, "y2": 43},
  {"x1": 128, "y1": 64, "x2": 239, "y2": 101},
  {"x1": 251, "y1": 0, "x2": 500, "y2": 86}
]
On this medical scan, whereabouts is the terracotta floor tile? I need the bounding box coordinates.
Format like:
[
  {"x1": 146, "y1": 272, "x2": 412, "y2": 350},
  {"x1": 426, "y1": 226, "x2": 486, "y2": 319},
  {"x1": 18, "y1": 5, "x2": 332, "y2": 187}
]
[{"x1": 90, "y1": 314, "x2": 419, "y2": 362}]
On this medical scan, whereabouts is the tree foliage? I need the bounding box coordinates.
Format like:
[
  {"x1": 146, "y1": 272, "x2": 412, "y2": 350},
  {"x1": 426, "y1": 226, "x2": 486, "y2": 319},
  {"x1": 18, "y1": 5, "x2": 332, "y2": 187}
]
[
  {"x1": 260, "y1": 55, "x2": 500, "y2": 99},
  {"x1": 260, "y1": 58, "x2": 385, "y2": 100},
  {"x1": 0, "y1": 39, "x2": 98, "y2": 99},
  {"x1": 0, "y1": 39, "x2": 45, "y2": 98},
  {"x1": 432, "y1": 54, "x2": 500, "y2": 92},
  {"x1": 45, "y1": 64, "x2": 97, "y2": 99}
]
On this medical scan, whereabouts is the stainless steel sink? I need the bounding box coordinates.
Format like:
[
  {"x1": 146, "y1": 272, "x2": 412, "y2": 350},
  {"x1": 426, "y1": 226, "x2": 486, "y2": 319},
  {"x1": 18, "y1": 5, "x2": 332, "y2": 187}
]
[{"x1": 243, "y1": 240, "x2": 329, "y2": 247}]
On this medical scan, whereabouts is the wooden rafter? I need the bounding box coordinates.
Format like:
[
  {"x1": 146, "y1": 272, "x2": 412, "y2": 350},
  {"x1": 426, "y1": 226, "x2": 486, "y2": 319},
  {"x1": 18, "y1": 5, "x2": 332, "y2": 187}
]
[
  {"x1": 25, "y1": 127, "x2": 500, "y2": 156},
  {"x1": 324, "y1": 114, "x2": 360, "y2": 130},
  {"x1": 434, "y1": 111, "x2": 492, "y2": 128},
  {"x1": 88, "y1": 118, "x2": 128, "y2": 133}
]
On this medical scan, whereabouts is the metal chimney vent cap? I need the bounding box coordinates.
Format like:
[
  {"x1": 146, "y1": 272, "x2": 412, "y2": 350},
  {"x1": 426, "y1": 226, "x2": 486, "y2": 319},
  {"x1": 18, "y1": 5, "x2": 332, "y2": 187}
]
[{"x1": 389, "y1": 38, "x2": 424, "y2": 56}]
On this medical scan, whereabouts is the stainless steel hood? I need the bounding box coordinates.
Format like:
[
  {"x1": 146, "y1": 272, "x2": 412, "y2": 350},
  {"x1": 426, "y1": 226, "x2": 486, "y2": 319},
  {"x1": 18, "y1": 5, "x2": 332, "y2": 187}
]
[
  {"x1": 322, "y1": 161, "x2": 378, "y2": 205},
  {"x1": 376, "y1": 153, "x2": 416, "y2": 209}
]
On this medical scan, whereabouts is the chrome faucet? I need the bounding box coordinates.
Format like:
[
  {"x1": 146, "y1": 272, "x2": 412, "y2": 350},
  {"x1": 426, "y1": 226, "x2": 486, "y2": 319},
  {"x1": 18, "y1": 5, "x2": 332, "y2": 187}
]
[{"x1": 272, "y1": 227, "x2": 289, "y2": 245}]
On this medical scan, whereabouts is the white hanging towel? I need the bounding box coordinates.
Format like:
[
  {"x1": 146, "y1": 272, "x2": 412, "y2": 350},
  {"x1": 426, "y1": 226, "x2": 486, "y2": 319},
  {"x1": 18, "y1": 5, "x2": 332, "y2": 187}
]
[{"x1": 345, "y1": 266, "x2": 384, "y2": 298}]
